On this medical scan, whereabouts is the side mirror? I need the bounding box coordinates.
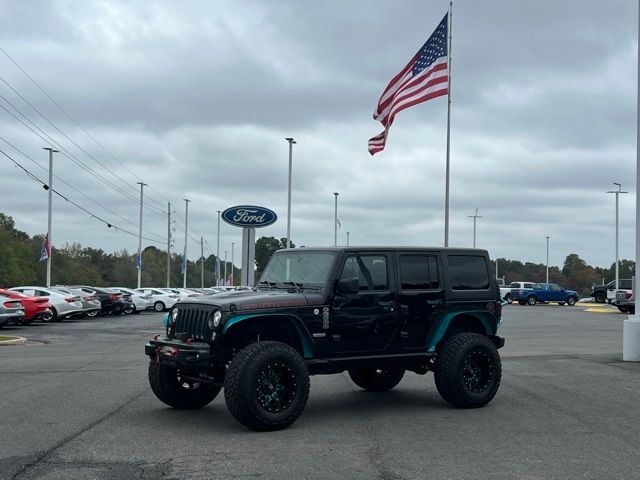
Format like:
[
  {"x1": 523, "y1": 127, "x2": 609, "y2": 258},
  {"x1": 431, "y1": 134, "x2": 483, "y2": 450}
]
[{"x1": 337, "y1": 278, "x2": 359, "y2": 294}]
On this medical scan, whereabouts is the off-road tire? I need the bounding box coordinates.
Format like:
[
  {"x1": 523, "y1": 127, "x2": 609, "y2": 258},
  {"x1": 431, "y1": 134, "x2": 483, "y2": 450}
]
[
  {"x1": 434, "y1": 332, "x2": 502, "y2": 408},
  {"x1": 148, "y1": 361, "x2": 221, "y2": 409},
  {"x1": 527, "y1": 296, "x2": 537, "y2": 306},
  {"x1": 348, "y1": 367, "x2": 405, "y2": 392},
  {"x1": 595, "y1": 292, "x2": 606, "y2": 303},
  {"x1": 224, "y1": 341, "x2": 309, "y2": 431},
  {"x1": 566, "y1": 296, "x2": 577, "y2": 306},
  {"x1": 618, "y1": 306, "x2": 629, "y2": 313}
]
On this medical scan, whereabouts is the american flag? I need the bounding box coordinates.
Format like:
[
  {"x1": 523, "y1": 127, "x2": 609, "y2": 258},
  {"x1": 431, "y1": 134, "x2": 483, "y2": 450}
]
[
  {"x1": 369, "y1": 13, "x2": 449, "y2": 155},
  {"x1": 38, "y1": 234, "x2": 50, "y2": 262}
]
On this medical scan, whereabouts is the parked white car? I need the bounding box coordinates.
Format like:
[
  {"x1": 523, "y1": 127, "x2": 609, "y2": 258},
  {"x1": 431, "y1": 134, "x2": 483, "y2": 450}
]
[
  {"x1": 135, "y1": 288, "x2": 178, "y2": 312},
  {"x1": 112, "y1": 287, "x2": 152, "y2": 313},
  {"x1": 160, "y1": 288, "x2": 200, "y2": 300},
  {"x1": 9, "y1": 286, "x2": 84, "y2": 321}
]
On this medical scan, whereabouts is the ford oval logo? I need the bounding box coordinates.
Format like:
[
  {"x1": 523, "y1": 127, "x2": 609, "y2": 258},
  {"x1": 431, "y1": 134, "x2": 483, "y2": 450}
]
[{"x1": 222, "y1": 206, "x2": 277, "y2": 228}]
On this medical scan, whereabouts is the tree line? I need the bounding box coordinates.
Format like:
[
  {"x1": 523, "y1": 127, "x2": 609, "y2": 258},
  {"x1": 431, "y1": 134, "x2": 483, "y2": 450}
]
[{"x1": 0, "y1": 212, "x2": 634, "y2": 296}]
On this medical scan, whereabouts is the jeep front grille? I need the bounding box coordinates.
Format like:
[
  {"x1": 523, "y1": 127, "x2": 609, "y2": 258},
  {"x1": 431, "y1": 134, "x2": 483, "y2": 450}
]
[{"x1": 170, "y1": 305, "x2": 213, "y2": 341}]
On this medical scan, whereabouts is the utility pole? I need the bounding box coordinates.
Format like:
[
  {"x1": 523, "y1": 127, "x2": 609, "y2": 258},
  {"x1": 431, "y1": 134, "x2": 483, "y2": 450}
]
[
  {"x1": 467, "y1": 207, "x2": 482, "y2": 248},
  {"x1": 231, "y1": 242, "x2": 235, "y2": 287},
  {"x1": 216, "y1": 210, "x2": 221, "y2": 286},
  {"x1": 200, "y1": 237, "x2": 204, "y2": 288},
  {"x1": 224, "y1": 250, "x2": 228, "y2": 286},
  {"x1": 607, "y1": 183, "x2": 628, "y2": 290},
  {"x1": 166, "y1": 202, "x2": 171, "y2": 288},
  {"x1": 183, "y1": 199, "x2": 191, "y2": 288},
  {"x1": 333, "y1": 192, "x2": 339, "y2": 247},
  {"x1": 136, "y1": 182, "x2": 146, "y2": 288},
  {"x1": 346, "y1": 231, "x2": 350, "y2": 246},
  {"x1": 43, "y1": 147, "x2": 58, "y2": 287},
  {"x1": 285, "y1": 138, "x2": 296, "y2": 248},
  {"x1": 545, "y1": 236, "x2": 550, "y2": 283}
]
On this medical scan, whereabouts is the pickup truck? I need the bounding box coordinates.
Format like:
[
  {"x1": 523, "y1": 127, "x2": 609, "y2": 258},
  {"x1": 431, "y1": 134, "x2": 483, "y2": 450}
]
[
  {"x1": 615, "y1": 290, "x2": 635, "y2": 313},
  {"x1": 591, "y1": 279, "x2": 632, "y2": 304},
  {"x1": 496, "y1": 278, "x2": 513, "y2": 303},
  {"x1": 511, "y1": 283, "x2": 579, "y2": 306}
]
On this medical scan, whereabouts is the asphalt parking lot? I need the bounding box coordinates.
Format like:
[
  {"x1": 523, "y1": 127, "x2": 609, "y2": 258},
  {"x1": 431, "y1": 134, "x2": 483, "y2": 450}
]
[{"x1": 1, "y1": 304, "x2": 639, "y2": 480}]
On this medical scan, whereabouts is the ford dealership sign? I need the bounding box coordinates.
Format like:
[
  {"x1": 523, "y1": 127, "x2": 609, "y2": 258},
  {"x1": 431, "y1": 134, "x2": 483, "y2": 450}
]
[{"x1": 222, "y1": 206, "x2": 277, "y2": 228}]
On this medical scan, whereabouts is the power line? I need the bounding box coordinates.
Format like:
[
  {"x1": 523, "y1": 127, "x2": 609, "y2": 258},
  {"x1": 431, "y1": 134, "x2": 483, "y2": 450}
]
[
  {"x1": 0, "y1": 46, "x2": 168, "y2": 211},
  {"x1": 0, "y1": 135, "x2": 166, "y2": 242},
  {"x1": 0, "y1": 147, "x2": 165, "y2": 244}
]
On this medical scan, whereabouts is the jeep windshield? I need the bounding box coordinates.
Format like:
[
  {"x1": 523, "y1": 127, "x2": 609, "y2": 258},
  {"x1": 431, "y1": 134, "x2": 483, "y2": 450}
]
[{"x1": 258, "y1": 251, "x2": 337, "y2": 288}]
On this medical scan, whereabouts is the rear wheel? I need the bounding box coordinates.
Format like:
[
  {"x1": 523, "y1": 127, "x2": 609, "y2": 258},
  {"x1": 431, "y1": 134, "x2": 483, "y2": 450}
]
[
  {"x1": 154, "y1": 301, "x2": 165, "y2": 312},
  {"x1": 595, "y1": 292, "x2": 606, "y2": 303},
  {"x1": 148, "y1": 362, "x2": 221, "y2": 409},
  {"x1": 434, "y1": 332, "x2": 502, "y2": 408},
  {"x1": 224, "y1": 341, "x2": 309, "y2": 431},
  {"x1": 527, "y1": 296, "x2": 537, "y2": 306},
  {"x1": 124, "y1": 305, "x2": 135, "y2": 315},
  {"x1": 348, "y1": 367, "x2": 405, "y2": 392}
]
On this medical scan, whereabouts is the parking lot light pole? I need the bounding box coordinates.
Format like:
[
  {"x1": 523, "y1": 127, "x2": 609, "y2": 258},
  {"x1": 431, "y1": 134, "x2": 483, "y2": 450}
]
[
  {"x1": 200, "y1": 237, "x2": 204, "y2": 288},
  {"x1": 224, "y1": 250, "x2": 228, "y2": 285},
  {"x1": 545, "y1": 236, "x2": 550, "y2": 284},
  {"x1": 624, "y1": 2, "x2": 640, "y2": 361},
  {"x1": 285, "y1": 138, "x2": 296, "y2": 249},
  {"x1": 136, "y1": 182, "x2": 146, "y2": 289},
  {"x1": 231, "y1": 242, "x2": 234, "y2": 287},
  {"x1": 183, "y1": 199, "x2": 191, "y2": 288},
  {"x1": 334, "y1": 192, "x2": 339, "y2": 247},
  {"x1": 467, "y1": 207, "x2": 482, "y2": 248},
  {"x1": 346, "y1": 231, "x2": 350, "y2": 246},
  {"x1": 166, "y1": 202, "x2": 171, "y2": 288},
  {"x1": 216, "y1": 210, "x2": 221, "y2": 286},
  {"x1": 607, "y1": 183, "x2": 628, "y2": 290},
  {"x1": 43, "y1": 147, "x2": 58, "y2": 287}
]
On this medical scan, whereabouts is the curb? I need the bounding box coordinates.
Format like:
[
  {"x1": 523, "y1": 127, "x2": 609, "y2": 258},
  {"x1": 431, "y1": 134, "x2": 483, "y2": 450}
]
[{"x1": 0, "y1": 336, "x2": 28, "y2": 346}]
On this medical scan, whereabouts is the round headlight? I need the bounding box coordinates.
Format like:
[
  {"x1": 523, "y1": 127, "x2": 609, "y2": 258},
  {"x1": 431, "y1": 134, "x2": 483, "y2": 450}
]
[
  {"x1": 208, "y1": 310, "x2": 222, "y2": 329},
  {"x1": 171, "y1": 308, "x2": 179, "y2": 323}
]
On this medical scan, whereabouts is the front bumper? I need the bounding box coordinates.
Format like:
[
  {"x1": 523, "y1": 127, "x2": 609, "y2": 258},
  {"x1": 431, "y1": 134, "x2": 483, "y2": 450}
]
[{"x1": 145, "y1": 337, "x2": 211, "y2": 369}]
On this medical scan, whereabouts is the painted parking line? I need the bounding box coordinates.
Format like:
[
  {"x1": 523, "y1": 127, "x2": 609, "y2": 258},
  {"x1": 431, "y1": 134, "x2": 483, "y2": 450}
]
[{"x1": 583, "y1": 307, "x2": 619, "y2": 313}]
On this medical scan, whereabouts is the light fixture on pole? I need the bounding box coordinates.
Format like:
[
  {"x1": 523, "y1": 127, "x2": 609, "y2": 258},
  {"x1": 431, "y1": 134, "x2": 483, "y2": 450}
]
[
  {"x1": 467, "y1": 207, "x2": 482, "y2": 248},
  {"x1": 545, "y1": 236, "x2": 550, "y2": 284},
  {"x1": 346, "y1": 231, "x2": 350, "y2": 246},
  {"x1": 136, "y1": 182, "x2": 147, "y2": 289},
  {"x1": 607, "y1": 183, "x2": 628, "y2": 290},
  {"x1": 43, "y1": 147, "x2": 58, "y2": 287},
  {"x1": 333, "y1": 192, "x2": 339, "y2": 247},
  {"x1": 183, "y1": 199, "x2": 191, "y2": 288},
  {"x1": 285, "y1": 138, "x2": 296, "y2": 249},
  {"x1": 216, "y1": 210, "x2": 221, "y2": 286}
]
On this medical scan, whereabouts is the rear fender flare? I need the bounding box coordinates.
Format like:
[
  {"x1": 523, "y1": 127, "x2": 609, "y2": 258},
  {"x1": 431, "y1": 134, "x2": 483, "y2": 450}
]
[
  {"x1": 425, "y1": 310, "x2": 497, "y2": 352},
  {"x1": 222, "y1": 313, "x2": 315, "y2": 358}
]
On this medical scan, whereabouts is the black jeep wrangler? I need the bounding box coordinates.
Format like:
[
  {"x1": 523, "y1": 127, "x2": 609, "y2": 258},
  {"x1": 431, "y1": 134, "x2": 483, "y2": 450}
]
[{"x1": 145, "y1": 247, "x2": 504, "y2": 431}]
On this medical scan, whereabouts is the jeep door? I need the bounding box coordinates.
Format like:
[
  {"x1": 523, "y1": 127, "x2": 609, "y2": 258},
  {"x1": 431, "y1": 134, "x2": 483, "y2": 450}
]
[
  {"x1": 330, "y1": 252, "x2": 398, "y2": 354},
  {"x1": 395, "y1": 252, "x2": 443, "y2": 349}
]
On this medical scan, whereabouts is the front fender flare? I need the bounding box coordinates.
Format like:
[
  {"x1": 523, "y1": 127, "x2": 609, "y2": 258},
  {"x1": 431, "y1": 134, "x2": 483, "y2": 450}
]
[{"x1": 222, "y1": 313, "x2": 315, "y2": 358}]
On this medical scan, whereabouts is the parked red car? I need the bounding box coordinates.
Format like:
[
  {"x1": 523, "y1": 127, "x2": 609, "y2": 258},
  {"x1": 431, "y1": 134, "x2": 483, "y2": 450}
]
[{"x1": 0, "y1": 289, "x2": 53, "y2": 324}]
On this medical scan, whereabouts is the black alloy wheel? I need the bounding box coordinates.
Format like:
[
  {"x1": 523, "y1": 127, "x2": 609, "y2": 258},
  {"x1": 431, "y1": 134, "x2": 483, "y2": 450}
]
[
  {"x1": 256, "y1": 362, "x2": 297, "y2": 413},
  {"x1": 148, "y1": 362, "x2": 221, "y2": 409},
  {"x1": 461, "y1": 350, "x2": 494, "y2": 393}
]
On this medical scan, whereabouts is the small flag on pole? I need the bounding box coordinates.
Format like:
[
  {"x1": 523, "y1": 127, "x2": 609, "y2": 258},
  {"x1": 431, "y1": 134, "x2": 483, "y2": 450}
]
[
  {"x1": 368, "y1": 12, "x2": 449, "y2": 155},
  {"x1": 135, "y1": 253, "x2": 142, "y2": 270},
  {"x1": 39, "y1": 234, "x2": 50, "y2": 262},
  {"x1": 180, "y1": 258, "x2": 186, "y2": 275}
]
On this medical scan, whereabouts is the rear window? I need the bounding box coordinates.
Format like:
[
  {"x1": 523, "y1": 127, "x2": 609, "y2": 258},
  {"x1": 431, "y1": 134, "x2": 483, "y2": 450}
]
[
  {"x1": 447, "y1": 255, "x2": 490, "y2": 290},
  {"x1": 399, "y1": 255, "x2": 440, "y2": 290}
]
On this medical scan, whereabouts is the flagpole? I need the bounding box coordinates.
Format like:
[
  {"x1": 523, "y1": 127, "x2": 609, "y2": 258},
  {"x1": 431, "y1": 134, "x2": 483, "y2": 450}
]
[{"x1": 444, "y1": 0, "x2": 453, "y2": 247}]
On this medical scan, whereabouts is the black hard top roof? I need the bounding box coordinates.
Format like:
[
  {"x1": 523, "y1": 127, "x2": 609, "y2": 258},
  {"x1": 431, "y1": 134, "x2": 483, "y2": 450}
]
[{"x1": 277, "y1": 246, "x2": 489, "y2": 254}]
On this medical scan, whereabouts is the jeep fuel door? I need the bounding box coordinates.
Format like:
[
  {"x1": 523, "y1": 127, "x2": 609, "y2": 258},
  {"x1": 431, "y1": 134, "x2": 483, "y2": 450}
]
[
  {"x1": 396, "y1": 253, "x2": 443, "y2": 349},
  {"x1": 330, "y1": 252, "x2": 398, "y2": 354}
]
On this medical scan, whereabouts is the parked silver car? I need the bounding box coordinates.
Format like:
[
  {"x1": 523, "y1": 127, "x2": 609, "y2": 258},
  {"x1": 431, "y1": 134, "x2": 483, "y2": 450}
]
[
  {"x1": 134, "y1": 288, "x2": 178, "y2": 312},
  {"x1": 52, "y1": 286, "x2": 102, "y2": 317},
  {"x1": 8, "y1": 287, "x2": 83, "y2": 321},
  {"x1": 0, "y1": 295, "x2": 25, "y2": 327}
]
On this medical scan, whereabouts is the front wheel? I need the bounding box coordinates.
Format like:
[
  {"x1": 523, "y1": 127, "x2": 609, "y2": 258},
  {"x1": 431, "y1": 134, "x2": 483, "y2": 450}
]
[
  {"x1": 124, "y1": 306, "x2": 135, "y2": 315},
  {"x1": 434, "y1": 332, "x2": 502, "y2": 408},
  {"x1": 224, "y1": 341, "x2": 310, "y2": 431},
  {"x1": 348, "y1": 367, "x2": 404, "y2": 392},
  {"x1": 154, "y1": 301, "x2": 165, "y2": 312},
  {"x1": 566, "y1": 296, "x2": 577, "y2": 306},
  {"x1": 148, "y1": 362, "x2": 221, "y2": 409},
  {"x1": 505, "y1": 294, "x2": 513, "y2": 304},
  {"x1": 527, "y1": 296, "x2": 537, "y2": 306},
  {"x1": 595, "y1": 292, "x2": 606, "y2": 303}
]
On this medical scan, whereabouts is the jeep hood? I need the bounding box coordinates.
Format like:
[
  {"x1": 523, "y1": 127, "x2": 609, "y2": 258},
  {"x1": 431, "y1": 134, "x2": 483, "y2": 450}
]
[{"x1": 181, "y1": 290, "x2": 323, "y2": 313}]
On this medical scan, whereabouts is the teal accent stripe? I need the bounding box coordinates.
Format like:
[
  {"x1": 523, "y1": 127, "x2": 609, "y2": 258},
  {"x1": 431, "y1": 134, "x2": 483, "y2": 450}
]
[{"x1": 222, "y1": 313, "x2": 315, "y2": 359}]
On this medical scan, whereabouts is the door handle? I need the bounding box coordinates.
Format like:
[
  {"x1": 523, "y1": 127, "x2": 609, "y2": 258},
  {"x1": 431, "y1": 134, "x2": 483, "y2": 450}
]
[
  {"x1": 377, "y1": 301, "x2": 395, "y2": 312},
  {"x1": 426, "y1": 299, "x2": 442, "y2": 306}
]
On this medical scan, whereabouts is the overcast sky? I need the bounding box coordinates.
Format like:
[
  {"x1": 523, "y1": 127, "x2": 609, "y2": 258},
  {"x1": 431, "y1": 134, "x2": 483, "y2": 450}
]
[{"x1": 0, "y1": 0, "x2": 637, "y2": 270}]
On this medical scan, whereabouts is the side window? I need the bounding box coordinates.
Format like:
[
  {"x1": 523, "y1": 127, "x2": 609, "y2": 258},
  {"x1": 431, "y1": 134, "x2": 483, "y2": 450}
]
[
  {"x1": 35, "y1": 290, "x2": 50, "y2": 296},
  {"x1": 509, "y1": 283, "x2": 519, "y2": 288},
  {"x1": 399, "y1": 255, "x2": 440, "y2": 290},
  {"x1": 447, "y1": 255, "x2": 490, "y2": 290},
  {"x1": 549, "y1": 284, "x2": 562, "y2": 292},
  {"x1": 340, "y1": 255, "x2": 388, "y2": 291},
  {"x1": 22, "y1": 289, "x2": 36, "y2": 296}
]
